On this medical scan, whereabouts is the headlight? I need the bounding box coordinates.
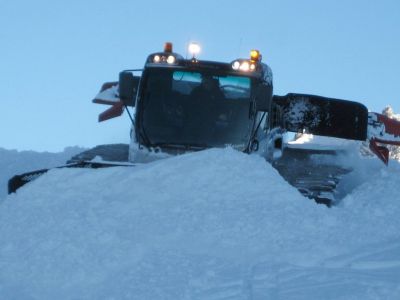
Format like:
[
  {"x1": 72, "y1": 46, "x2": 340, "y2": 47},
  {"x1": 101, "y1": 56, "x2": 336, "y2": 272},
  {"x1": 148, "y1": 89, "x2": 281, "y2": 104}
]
[
  {"x1": 150, "y1": 54, "x2": 177, "y2": 64},
  {"x1": 231, "y1": 59, "x2": 258, "y2": 72},
  {"x1": 232, "y1": 61, "x2": 240, "y2": 70},
  {"x1": 153, "y1": 55, "x2": 161, "y2": 63},
  {"x1": 239, "y1": 61, "x2": 250, "y2": 71},
  {"x1": 167, "y1": 55, "x2": 176, "y2": 64}
]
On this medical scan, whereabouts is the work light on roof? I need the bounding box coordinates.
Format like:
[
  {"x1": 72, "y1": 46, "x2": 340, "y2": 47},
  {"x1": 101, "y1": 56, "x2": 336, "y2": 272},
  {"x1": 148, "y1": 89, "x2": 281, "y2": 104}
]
[
  {"x1": 188, "y1": 42, "x2": 201, "y2": 59},
  {"x1": 231, "y1": 59, "x2": 257, "y2": 72},
  {"x1": 232, "y1": 49, "x2": 261, "y2": 72},
  {"x1": 150, "y1": 42, "x2": 178, "y2": 64},
  {"x1": 240, "y1": 61, "x2": 250, "y2": 71},
  {"x1": 232, "y1": 61, "x2": 240, "y2": 70},
  {"x1": 152, "y1": 54, "x2": 176, "y2": 64},
  {"x1": 166, "y1": 55, "x2": 176, "y2": 64},
  {"x1": 153, "y1": 55, "x2": 161, "y2": 63}
]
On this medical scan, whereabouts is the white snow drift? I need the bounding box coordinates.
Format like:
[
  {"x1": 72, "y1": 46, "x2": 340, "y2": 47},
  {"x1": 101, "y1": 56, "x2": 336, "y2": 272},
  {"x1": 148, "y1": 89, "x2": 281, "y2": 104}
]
[
  {"x1": 0, "y1": 147, "x2": 84, "y2": 199},
  {"x1": 0, "y1": 147, "x2": 400, "y2": 299}
]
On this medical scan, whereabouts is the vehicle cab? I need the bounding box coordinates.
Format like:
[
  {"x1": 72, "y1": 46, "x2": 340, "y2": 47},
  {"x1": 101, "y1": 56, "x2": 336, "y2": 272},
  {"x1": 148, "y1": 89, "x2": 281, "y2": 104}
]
[{"x1": 117, "y1": 43, "x2": 274, "y2": 161}]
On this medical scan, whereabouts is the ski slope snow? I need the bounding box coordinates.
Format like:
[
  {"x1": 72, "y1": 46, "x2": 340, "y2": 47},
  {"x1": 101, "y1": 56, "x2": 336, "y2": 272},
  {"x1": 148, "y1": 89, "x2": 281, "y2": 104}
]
[
  {"x1": 0, "y1": 147, "x2": 400, "y2": 299},
  {"x1": 0, "y1": 147, "x2": 84, "y2": 199}
]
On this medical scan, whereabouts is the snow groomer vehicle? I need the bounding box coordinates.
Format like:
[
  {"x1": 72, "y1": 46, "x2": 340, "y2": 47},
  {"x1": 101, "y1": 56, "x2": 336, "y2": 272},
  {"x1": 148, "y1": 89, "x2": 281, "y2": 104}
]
[{"x1": 9, "y1": 42, "x2": 400, "y2": 205}]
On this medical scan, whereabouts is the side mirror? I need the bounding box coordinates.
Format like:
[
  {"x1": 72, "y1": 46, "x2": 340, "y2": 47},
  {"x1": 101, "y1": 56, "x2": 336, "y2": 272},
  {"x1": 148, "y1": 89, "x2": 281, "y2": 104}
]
[
  {"x1": 255, "y1": 84, "x2": 273, "y2": 112},
  {"x1": 119, "y1": 71, "x2": 140, "y2": 107}
]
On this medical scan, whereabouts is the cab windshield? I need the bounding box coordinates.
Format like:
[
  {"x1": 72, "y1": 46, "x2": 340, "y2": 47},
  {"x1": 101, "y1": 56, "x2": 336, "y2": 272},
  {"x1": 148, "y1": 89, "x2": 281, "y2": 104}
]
[{"x1": 138, "y1": 68, "x2": 254, "y2": 149}]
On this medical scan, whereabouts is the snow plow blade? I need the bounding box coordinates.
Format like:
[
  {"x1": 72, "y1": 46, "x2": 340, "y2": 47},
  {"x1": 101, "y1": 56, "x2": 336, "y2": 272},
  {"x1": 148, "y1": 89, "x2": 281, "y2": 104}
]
[
  {"x1": 8, "y1": 161, "x2": 131, "y2": 194},
  {"x1": 273, "y1": 93, "x2": 368, "y2": 141}
]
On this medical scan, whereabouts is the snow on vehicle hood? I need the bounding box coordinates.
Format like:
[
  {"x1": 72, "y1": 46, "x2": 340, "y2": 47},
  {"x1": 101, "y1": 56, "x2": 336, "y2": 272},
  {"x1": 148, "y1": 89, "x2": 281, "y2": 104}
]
[{"x1": 0, "y1": 148, "x2": 400, "y2": 299}]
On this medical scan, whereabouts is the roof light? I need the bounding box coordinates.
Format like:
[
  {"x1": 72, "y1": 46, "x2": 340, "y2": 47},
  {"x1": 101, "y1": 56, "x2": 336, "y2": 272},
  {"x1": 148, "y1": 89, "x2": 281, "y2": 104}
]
[
  {"x1": 188, "y1": 42, "x2": 201, "y2": 59},
  {"x1": 250, "y1": 49, "x2": 261, "y2": 62},
  {"x1": 164, "y1": 42, "x2": 173, "y2": 53},
  {"x1": 167, "y1": 55, "x2": 176, "y2": 64},
  {"x1": 153, "y1": 55, "x2": 161, "y2": 63},
  {"x1": 239, "y1": 61, "x2": 250, "y2": 71},
  {"x1": 232, "y1": 60, "x2": 258, "y2": 72},
  {"x1": 232, "y1": 61, "x2": 240, "y2": 70}
]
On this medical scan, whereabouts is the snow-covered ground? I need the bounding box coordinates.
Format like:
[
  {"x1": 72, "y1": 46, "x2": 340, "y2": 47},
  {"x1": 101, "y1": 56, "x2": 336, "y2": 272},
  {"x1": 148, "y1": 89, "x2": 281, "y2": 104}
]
[
  {"x1": 0, "y1": 147, "x2": 400, "y2": 299},
  {"x1": 0, "y1": 147, "x2": 84, "y2": 199}
]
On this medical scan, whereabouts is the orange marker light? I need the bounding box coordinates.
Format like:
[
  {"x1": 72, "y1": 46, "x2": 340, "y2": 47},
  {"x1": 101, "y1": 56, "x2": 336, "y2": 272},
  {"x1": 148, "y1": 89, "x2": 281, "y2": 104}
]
[
  {"x1": 250, "y1": 49, "x2": 260, "y2": 61},
  {"x1": 164, "y1": 42, "x2": 173, "y2": 53}
]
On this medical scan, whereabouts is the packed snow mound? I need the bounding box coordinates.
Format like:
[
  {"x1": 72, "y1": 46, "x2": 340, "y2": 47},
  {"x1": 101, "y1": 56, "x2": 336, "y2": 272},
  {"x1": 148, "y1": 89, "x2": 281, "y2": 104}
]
[
  {"x1": 0, "y1": 147, "x2": 85, "y2": 199},
  {"x1": 1, "y1": 148, "x2": 400, "y2": 299}
]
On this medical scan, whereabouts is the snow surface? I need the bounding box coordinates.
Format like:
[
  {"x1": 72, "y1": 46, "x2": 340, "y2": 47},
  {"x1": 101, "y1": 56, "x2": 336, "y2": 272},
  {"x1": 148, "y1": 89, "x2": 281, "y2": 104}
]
[
  {"x1": 0, "y1": 147, "x2": 84, "y2": 199},
  {"x1": 1, "y1": 147, "x2": 400, "y2": 299}
]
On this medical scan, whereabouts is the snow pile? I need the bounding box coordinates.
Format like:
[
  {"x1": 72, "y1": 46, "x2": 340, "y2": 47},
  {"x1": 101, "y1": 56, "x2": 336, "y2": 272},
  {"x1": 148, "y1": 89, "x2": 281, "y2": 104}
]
[
  {"x1": 0, "y1": 147, "x2": 84, "y2": 199},
  {"x1": 0, "y1": 148, "x2": 400, "y2": 299},
  {"x1": 383, "y1": 106, "x2": 400, "y2": 120}
]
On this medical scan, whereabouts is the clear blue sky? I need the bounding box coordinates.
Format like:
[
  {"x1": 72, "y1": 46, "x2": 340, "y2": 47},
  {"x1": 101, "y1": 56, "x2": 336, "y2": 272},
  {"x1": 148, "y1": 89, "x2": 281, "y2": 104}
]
[{"x1": 1, "y1": 0, "x2": 399, "y2": 151}]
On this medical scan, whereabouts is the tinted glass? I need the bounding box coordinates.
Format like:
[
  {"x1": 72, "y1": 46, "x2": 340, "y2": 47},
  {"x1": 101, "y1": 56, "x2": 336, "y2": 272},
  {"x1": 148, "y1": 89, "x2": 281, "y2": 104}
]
[{"x1": 140, "y1": 69, "x2": 254, "y2": 149}]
